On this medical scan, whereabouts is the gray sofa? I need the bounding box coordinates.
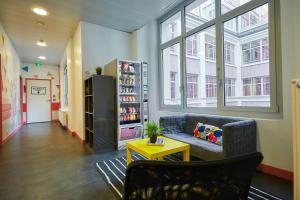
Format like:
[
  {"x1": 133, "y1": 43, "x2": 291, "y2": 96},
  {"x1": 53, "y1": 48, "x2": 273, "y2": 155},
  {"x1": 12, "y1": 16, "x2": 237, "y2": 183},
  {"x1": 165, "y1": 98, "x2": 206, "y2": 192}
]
[{"x1": 159, "y1": 114, "x2": 257, "y2": 160}]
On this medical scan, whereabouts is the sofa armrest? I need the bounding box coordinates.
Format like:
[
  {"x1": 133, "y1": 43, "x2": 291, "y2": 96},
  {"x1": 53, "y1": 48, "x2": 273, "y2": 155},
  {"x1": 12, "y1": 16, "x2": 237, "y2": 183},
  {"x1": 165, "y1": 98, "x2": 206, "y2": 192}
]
[
  {"x1": 159, "y1": 115, "x2": 186, "y2": 134},
  {"x1": 222, "y1": 120, "x2": 257, "y2": 157}
]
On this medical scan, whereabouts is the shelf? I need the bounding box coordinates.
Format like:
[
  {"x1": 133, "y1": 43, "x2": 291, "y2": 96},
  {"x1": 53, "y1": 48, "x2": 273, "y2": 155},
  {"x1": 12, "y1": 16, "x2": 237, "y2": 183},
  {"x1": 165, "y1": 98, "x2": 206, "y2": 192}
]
[
  {"x1": 85, "y1": 112, "x2": 94, "y2": 115},
  {"x1": 119, "y1": 93, "x2": 138, "y2": 96},
  {"x1": 85, "y1": 95, "x2": 93, "y2": 97},
  {"x1": 120, "y1": 71, "x2": 136, "y2": 75},
  {"x1": 120, "y1": 102, "x2": 140, "y2": 104},
  {"x1": 120, "y1": 119, "x2": 141, "y2": 125},
  {"x1": 86, "y1": 128, "x2": 94, "y2": 133},
  {"x1": 119, "y1": 84, "x2": 136, "y2": 87},
  {"x1": 120, "y1": 112, "x2": 139, "y2": 115}
]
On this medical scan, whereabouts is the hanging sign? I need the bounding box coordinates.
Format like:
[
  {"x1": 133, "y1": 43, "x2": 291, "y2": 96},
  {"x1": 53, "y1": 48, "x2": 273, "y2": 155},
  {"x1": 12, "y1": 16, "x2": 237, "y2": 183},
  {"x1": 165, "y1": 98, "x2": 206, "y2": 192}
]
[
  {"x1": 35, "y1": 61, "x2": 43, "y2": 68},
  {"x1": 21, "y1": 66, "x2": 29, "y2": 72},
  {"x1": 31, "y1": 86, "x2": 46, "y2": 95}
]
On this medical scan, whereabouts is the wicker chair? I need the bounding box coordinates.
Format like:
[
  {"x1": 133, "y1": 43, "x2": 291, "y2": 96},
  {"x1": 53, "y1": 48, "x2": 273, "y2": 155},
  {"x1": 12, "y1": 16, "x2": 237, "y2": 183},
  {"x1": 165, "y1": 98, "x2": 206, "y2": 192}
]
[{"x1": 124, "y1": 152, "x2": 263, "y2": 200}]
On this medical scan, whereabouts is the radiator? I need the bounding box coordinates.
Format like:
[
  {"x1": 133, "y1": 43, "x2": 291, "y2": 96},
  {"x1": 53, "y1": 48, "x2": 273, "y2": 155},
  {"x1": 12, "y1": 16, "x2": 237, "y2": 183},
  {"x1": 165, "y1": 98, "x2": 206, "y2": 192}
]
[
  {"x1": 59, "y1": 109, "x2": 68, "y2": 127},
  {"x1": 292, "y1": 79, "x2": 300, "y2": 200}
]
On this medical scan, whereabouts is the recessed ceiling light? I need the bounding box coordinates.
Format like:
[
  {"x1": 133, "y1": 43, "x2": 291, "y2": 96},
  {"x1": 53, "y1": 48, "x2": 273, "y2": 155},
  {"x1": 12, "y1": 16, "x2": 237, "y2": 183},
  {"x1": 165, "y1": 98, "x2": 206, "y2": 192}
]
[
  {"x1": 36, "y1": 40, "x2": 47, "y2": 47},
  {"x1": 32, "y1": 7, "x2": 48, "y2": 16},
  {"x1": 36, "y1": 21, "x2": 45, "y2": 26},
  {"x1": 38, "y1": 56, "x2": 46, "y2": 60}
]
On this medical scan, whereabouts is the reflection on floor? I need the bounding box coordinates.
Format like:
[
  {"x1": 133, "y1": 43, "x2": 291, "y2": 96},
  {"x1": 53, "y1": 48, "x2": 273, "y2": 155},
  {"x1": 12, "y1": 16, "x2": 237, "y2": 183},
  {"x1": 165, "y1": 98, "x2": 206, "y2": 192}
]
[{"x1": 0, "y1": 122, "x2": 293, "y2": 200}]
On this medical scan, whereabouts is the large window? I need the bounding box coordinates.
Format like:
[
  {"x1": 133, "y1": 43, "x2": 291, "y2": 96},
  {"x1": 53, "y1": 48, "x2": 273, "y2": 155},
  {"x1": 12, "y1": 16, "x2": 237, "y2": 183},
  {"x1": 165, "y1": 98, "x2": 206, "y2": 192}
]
[
  {"x1": 205, "y1": 34, "x2": 216, "y2": 61},
  {"x1": 243, "y1": 77, "x2": 270, "y2": 96},
  {"x1": 187, "y1": 74, "x2": 198, "y2": 99},
  {"x1": 206, "y1": 76, "x2": 217, "y2": 98},
  {"x1": 224, "y1": 42, "x2": 235, "y2": 65},
  {"x1": 225, "y1": 78, "x2": 236, "y2": 97},
  {"x1": 159, "y1": 0, "x2": 278, "y2": 112}
]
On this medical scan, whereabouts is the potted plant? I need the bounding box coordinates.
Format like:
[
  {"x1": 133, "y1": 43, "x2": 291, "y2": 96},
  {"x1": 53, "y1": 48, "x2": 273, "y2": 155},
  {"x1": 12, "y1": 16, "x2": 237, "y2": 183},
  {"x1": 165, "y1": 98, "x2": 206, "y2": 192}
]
[
  {"x1": 95, "y1": 66, "x2": 102, "y2": 75},
  {"x1": 145, "y1": 122, "x2": 163, "y2": 143}
]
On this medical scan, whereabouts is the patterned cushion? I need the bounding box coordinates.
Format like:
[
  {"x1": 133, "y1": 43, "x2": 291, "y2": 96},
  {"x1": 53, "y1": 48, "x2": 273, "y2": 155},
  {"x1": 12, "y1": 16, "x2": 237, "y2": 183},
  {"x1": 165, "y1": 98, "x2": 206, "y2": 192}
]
[{"x1": 193, "y1": 122, "x2": 223, "y2": 145}]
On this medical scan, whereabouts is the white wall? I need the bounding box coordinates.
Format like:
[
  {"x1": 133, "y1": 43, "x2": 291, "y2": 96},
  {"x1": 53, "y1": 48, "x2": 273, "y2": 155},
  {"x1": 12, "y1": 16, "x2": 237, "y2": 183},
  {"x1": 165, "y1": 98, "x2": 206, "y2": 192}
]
[
  {"x1": 59, "y1": 21, "x2": 135, "y2": 140},
  {"x1": 293, "y1": 0, "x2": 300, "y2": 78},
  {"x1": 59, "y1": 23, "x2": 84, "y2": 140},
  {"x1": 0, "y1": 23, "x2": 22, "y2": 141},
  {"x1": 131, "y1": 0, "x2": 298, "y2": 172},
  {"x1": 81, "y1": 21, "x2": 133, "y2": 76},
  {"x1": 72, "y1": 23, "x2": 84, "y2": 139}
]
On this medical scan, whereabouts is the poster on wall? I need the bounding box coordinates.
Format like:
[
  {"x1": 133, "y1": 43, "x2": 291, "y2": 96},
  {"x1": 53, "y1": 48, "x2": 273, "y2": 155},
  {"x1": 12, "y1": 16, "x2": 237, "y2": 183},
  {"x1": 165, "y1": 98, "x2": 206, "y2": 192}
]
[{"x1": 31, "y1": 86, "x2": 46, "y2": 95}]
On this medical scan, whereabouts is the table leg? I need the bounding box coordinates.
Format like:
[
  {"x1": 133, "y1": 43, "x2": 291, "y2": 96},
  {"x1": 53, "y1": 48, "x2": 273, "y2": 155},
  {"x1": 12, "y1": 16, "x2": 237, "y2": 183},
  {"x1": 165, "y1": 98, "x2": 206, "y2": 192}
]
[
  {"x1": 183, "y1": 148, "x2": 190, "y2": 161},
  {"x1": 127, "y1": 148, "x2": 132, "y2": 166},
  {"x1": 157, "y1": 156, "x2": 163, "y2": 160}
]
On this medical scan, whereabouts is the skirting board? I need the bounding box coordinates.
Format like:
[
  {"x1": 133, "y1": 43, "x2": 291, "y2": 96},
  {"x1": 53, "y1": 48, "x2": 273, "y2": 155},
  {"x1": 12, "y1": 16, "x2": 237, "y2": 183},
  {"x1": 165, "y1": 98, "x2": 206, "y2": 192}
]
[
  {"x1": 1, "y1": 123, "x2": 24, "y2": 145},
  {"x1": 71, "y1": 131, "x2": 85, "y2": 144},
  {"x1": 257, "y1": 164, "x2": 293, "y2": 181}
]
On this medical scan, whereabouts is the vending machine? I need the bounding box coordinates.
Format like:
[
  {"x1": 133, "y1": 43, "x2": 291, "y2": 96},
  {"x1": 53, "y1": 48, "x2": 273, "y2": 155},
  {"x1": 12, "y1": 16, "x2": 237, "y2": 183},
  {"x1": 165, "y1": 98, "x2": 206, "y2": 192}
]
[{"x1": 104, "y1": 59, "x2": 148, "y2": 149}]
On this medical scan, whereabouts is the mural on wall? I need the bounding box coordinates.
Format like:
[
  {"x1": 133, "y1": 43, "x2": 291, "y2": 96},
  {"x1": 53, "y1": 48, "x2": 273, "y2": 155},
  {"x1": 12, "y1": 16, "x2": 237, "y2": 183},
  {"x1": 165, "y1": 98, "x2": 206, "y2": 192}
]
[{"x1": 0, "y1": 33, "x2": 21, "y2": 140}]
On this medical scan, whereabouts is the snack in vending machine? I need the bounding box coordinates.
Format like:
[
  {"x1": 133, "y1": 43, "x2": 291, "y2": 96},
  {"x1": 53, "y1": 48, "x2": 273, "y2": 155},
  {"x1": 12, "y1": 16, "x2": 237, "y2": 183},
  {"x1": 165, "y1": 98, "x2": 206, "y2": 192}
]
[{"x1": 123, "y1": 63, "x2": 129, "y2": 71}]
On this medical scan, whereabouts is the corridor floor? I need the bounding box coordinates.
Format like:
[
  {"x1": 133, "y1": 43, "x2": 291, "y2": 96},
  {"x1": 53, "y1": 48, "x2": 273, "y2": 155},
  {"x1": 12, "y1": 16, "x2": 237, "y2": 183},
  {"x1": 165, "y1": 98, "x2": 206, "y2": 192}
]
[{"x1": 0, "y1": 122, "x2": 293, "y2": 200}]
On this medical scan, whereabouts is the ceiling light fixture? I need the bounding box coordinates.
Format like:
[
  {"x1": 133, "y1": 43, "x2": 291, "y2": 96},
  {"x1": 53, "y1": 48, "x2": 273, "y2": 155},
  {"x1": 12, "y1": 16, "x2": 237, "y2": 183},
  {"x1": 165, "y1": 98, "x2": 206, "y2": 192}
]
[
  {"x1": 37, "y1": 40, "x2": 47, "y2": 47},
  {"x1": 36, "y1": 21, "x2": 45, "y2": 26},
  {"x1": 38, "y1": 56, "x2": 46, "y2": 60},
  {"x1": 32, "y1": 7, "x2": 48, "y2": 16}
]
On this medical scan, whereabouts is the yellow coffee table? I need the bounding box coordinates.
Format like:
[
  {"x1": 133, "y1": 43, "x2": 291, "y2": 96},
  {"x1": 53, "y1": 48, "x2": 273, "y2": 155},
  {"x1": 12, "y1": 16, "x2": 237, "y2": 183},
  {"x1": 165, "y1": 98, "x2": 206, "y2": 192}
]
[{"x1": 126, "y1": 136, "x2": 190, "y2": 166}]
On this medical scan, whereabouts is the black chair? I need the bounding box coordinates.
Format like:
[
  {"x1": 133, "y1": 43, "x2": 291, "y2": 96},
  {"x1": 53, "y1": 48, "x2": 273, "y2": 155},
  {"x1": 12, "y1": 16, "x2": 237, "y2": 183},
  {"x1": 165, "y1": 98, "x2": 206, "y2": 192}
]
[{"x1": 124, "y1": 152, "x2": 263, "y2": 200}]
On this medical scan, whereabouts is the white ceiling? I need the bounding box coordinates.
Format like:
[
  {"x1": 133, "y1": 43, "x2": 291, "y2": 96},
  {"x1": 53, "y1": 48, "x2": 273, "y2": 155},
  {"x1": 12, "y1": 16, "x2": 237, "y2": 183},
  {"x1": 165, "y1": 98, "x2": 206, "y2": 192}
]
[{"x1": 0, "y1": 0, "x2": 184, "y2": 65}]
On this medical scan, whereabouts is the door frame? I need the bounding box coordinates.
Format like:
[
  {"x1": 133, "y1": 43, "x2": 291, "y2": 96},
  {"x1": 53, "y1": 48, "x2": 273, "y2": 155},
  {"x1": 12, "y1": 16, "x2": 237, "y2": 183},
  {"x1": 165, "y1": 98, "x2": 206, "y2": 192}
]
[
  {"x1": 0, "y1": 54, "x2": 2, "y2": 143},
  {"x1": 19, "y1": 76, "x2": 23, "y2": 125},
  {"x1": 25, "y1": 78, "x2": 52, "y2": 123}
]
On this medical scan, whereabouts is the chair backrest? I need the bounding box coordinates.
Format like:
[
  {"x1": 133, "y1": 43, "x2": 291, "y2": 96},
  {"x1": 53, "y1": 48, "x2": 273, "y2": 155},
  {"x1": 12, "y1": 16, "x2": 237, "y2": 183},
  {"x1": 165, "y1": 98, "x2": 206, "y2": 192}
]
[{"x1": 124, "y1": 152, "x2": 263, "y2": 200}]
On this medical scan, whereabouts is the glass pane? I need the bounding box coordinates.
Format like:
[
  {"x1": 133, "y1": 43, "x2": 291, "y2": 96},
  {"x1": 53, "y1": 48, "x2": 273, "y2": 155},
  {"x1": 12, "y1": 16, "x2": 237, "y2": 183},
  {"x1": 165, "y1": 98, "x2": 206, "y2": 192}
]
[
  {"x1": 185, "y1": 0, "x2": 215, "y2": 31},
  {"x1": 221, "y1": 0, "x2": 252, "y2": 14},
  {"x1": 119, "y1": 61, "x2": 141, "y2": 125},
  {"x1": 162, "y1": 43, "x2": 181, "y2": 105},
  {"x1": 161, "y1": 12, "x2": 181, "y2": 44},
  {"x1": 224, "y1": 4, "x2": 270, "y2": 107},
  {"x1": 185, "y1": 26, "x2": 216, "y2": 108}
]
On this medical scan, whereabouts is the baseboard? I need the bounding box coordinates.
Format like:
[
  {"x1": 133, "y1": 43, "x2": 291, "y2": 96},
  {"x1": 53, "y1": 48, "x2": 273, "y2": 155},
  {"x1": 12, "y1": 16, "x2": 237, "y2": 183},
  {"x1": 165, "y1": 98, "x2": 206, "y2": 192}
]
[
  {"x1": 257, "y1": 164, "x2": 293, "y2": 181},
  {"x1": 71, "y1": 131, "x2": 85, "y2": 144},
  {"x1": 1, "y1": 123, "x2": 23, "y2": 145}
]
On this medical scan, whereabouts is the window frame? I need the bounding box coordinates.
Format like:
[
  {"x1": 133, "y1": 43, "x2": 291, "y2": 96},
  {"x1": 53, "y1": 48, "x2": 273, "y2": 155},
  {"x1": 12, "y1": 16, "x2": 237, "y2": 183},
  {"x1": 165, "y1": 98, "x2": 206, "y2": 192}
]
[{"x1": 158, "y1": 0, "x2": 280, "y2": 114}]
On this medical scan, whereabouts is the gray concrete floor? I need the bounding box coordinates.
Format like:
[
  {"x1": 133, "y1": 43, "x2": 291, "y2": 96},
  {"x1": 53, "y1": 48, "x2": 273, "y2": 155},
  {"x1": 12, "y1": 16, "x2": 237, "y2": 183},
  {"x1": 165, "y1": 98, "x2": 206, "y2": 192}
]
[
  {"x1": 0, "y1": 122, "x2": 292, "y2": 200},
  {"x1": 0, "y1": 122, "x2": 123, "y2": 200}
]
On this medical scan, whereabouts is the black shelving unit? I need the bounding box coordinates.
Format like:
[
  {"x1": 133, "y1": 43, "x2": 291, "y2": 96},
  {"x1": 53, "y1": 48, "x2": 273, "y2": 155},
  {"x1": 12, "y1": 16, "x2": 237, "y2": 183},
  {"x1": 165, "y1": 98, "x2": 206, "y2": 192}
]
[{"x1": 84, "y1": 75, "x2": 116, "y2": 152}]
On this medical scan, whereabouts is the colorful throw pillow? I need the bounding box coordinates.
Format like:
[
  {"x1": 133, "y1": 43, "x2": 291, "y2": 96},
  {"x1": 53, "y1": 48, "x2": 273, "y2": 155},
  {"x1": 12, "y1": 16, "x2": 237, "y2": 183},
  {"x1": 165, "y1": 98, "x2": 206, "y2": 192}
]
[{"x1": 193, "y1": 122, "x2": 223, "y2": 145}]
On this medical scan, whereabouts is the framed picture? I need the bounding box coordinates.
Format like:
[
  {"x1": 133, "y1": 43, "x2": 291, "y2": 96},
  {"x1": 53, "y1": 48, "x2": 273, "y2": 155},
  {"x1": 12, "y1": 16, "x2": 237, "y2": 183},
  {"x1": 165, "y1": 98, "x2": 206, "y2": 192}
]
[{"x1": 31, "y1": 86, "x2": 46, "y2": 95}]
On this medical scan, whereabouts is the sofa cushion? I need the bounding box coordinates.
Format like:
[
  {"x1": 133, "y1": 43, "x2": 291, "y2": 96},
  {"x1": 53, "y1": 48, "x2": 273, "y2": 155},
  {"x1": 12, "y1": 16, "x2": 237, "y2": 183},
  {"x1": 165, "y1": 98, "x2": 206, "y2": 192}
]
[
  {"x1": 193, "y1": 122, "x2": 223, "y2": 145},
  {"x1": 184, "y1": 115, "x2": 244, "y2": 135},
  {"x1": 164, "y1": 133, "x2": 223, "y2": 153}
]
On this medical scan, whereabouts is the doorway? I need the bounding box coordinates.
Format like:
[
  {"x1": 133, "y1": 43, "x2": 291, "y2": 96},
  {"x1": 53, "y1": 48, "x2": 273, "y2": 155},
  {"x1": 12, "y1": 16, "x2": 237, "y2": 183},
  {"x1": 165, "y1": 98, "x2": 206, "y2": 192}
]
[{"x1": 26, "y1": 79, "x2": 51, "y2": 123}]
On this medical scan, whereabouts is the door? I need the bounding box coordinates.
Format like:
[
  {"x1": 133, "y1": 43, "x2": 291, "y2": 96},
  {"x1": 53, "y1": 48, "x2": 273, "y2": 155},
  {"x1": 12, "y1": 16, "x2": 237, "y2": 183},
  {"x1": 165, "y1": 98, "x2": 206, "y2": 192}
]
[{"x1": 27, "y1": 79, "x2": 51, "y2": 123}]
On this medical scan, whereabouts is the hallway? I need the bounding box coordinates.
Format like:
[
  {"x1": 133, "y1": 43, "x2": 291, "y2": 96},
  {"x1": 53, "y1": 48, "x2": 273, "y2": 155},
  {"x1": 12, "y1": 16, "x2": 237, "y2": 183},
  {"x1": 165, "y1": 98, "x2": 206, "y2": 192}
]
[{"x1": 0, "y1": 122, "x2": 123, "y2": 200}]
